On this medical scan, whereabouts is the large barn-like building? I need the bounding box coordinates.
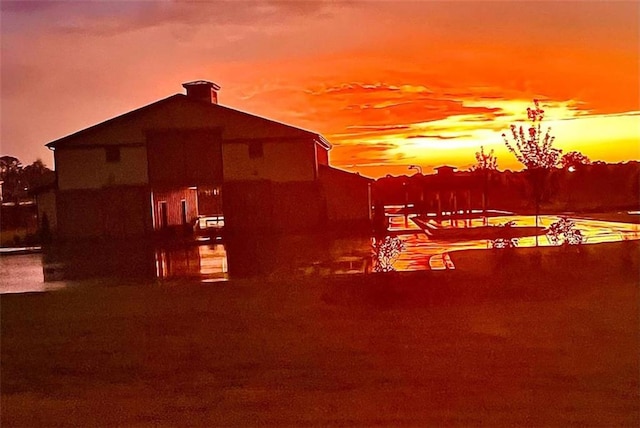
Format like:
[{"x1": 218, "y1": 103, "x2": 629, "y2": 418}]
[{"x1": 43, "y1": 81, "x2": 371, "y2": 240}]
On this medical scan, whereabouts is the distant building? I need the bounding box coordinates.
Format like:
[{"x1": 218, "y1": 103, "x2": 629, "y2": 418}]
[
  {"x1": 434, "y1": 165, "x2": 457, "y2": 176},
  {"x1": 373, "y1": 165, "x2": 480, "y2": 219},
  {"x1": 44, "y1": 81, "x2": 371, "y2": 240}
]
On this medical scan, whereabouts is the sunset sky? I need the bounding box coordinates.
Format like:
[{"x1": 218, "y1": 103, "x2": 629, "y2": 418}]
[{"x1": 2, "y1": 1, "x2": 638, "y2": 178}]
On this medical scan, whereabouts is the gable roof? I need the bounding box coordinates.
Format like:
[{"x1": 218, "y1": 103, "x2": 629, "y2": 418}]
[{"x1": 46, "y1": 94, "x2": 331, "y2": 149}]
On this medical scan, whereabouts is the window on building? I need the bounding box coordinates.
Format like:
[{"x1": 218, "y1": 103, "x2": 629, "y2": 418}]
[
  {"x1": 248, "y1": 142, "x2": 264, "y2": 159},
  {"x1": 105, "y1": 147, "x2": 121, "y2": 163}
]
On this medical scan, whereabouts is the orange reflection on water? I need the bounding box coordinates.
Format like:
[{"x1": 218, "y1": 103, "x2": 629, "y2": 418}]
[
  {"x1": 387, "y1": 214, "x2": 640, "y2": 272},
  {"x1": 198, "y1": 244, "x2": 228, "y2": 282},
  {"x1": 154, "y1": 245, "x2": 228, "y2": 282}
]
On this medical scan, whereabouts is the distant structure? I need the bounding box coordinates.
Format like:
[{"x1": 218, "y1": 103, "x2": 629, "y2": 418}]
[
  {"x1": 434, "y1": 165, "x2": 457, "y2": 176},
  {"x1": 43, "y1": 81, "x2": 371, "y2": 240},
  {"x1": 373, "y1": 165, "x2": 479, "y2": 220}
]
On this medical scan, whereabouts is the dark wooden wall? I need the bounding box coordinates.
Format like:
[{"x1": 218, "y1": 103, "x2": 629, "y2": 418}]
[
  {"x1": 56, "y1": 187, "x2": 152, "y2": 240},
  {"x1": 147, "y1": 128, "x2": 223, "y2": 187}
]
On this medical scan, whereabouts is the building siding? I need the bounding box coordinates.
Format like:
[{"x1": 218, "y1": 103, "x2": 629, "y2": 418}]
[
  {"x1": 56, "y1": 146, "x2": 148, "y2": 190},
  {"x1": 223, "y1": 180, "x2": 323, "y2": 234},
  {"x1": 222, "y1": 140, "x2": 316, "y2": 182},
  {"x1": 56, "y1": 187, "x2": 152, "y2": 239},
  {"x1": 147, "y1": 129, "x2": 223, "y2": 187},
  {"x1": 316, "y1": 144, "x2": 329, "y2": 166},
  {"x1": 320, "y1": 167, "x2": 372, "y2": 226}
]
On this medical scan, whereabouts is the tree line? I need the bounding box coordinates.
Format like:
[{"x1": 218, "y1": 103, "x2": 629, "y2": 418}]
[
  {"x1": 373, "y1": 99, "x2": 638, "y2": 221},
  {"x1": 0, "y1": 156, "x2": 53, "y2": 203}
]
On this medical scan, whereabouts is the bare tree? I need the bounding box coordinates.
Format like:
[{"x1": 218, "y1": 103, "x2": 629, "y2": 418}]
[
  {"x1": 502, "y1": 100, "x2": 562, "y2": 245},
  {"x1": 471, "y1": 146, "x2": 498, "y2": 172},
  {"x1": 470, "y1": 146, "x2": 498, "y2": 218}
]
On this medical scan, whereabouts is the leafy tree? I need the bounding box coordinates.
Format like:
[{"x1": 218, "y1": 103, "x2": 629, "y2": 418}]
[
  {"x1": 22, "y1": 159, "x2": 50, "y2": 188},
  {"x1": 502, "y1": 100, "x2": 561, "y2": 246},
  {"x1": 503, "y1": 100, "x2": 561, "y2": 169},
  {"x1": 372, "y1": 235, "x2": 405, "y2": 272},
  {"x1": 0, "y1": 156, "x2": 21, "y2": 175},
  {"x1": 1, "y1": 156, "x2": 23, "y2": 203},
  {"x1": 0, "y1": 156, "x2": 52, "y2": 203},
  {"x1": 560, "y1": 151, "x2": 591, "y2": 170},
  {"x1": 546, "y1": 217, "x2": 584, "y2": 246}
]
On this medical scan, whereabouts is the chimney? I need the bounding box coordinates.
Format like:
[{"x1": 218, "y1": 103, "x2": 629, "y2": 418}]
[{"x1": 182, "y1": 80, "x2": 221, "y2": 104}]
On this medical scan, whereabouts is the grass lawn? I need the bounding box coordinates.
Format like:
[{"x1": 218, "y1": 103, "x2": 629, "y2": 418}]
[{"x1": 2, "y1": 241, "x2": 639, "y2": 426}]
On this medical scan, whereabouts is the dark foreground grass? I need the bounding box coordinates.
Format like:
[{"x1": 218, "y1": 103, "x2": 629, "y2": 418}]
[{"x1": 2, "y1": 241, "x2": 639, "y2": 426}]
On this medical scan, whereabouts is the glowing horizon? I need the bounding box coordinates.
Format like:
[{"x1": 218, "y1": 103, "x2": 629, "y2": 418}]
[{"x1": 1, "y1": 1, "x2": 638, "y2": 178}]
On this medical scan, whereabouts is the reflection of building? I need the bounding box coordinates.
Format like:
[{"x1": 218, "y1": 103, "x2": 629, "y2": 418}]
[
  {"x1": 45, "y1": 81, "x2": 371, "y2": 240},
  {"x1": 155, "y1": 244, "x2": 228, "y2": 282}
]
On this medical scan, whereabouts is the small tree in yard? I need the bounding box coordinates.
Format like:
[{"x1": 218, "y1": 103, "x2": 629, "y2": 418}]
[
  {"x1": 503, "y1": 99, "x2": 562, "y2": 246},
  {"x1": 470, "y1": 146, "x2": 498, "y2": 218},
  {"x1": 372, "y1": 236, "x2": 405, "y2": 272},
  {"x1": 546, "y1": 217, "x2": 584, "y2": 246}
]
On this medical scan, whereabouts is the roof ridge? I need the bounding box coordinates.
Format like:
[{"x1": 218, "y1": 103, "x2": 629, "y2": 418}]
[
  {"x1": 46, "y1": 93, "x2": 331, "y2": 150},
  {"x1": 46, "y1": 94, "x2": 184, "y2": 148}
]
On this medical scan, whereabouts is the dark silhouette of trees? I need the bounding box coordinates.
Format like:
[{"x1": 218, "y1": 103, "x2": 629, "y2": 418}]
[
  {"x1": 502, "y1": 100, "x2": 561, "y2": 245},
  {"x1": 373, "y1": 162, "x2": 638, "y2": 214},
  {"x1": 0, "y1": 156, "x2": 52, "y2": 203},
  {"x1": 1, "y1": 156, "x2": 23, "y2": 203},
  {"x1": 560, "y1": 151, "x2": 591, "y2": 170},
  {"x1": 0, "y1": 155, "x2": 21, "y2": 173}
]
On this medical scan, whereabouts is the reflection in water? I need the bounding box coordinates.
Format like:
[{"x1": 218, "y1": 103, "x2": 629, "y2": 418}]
[
  {"x1": 2, "y1": 214, "x2": 638, "y2": 293},
  {"x1": 387, "y1": 214, "x2": 640, "y2": 272},
  {"x1": 428, "y1": 253, "x2": 456, "y2": 271},
  {"x1": 199, "y1": 245, "x2": 228, "y2": 280},
  {"x1": 154, "y1": 244, "x2": 228, "y2": 282},
  {"x1": 0, "y1": 253, "x2": 65, "y2": 294}
]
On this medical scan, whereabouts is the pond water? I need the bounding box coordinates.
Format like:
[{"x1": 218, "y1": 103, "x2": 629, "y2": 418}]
[
  {"x1": 0, "y1": 253, "x2": 66, "y2": 294},
  {"x1": 1, "y1": 215, "x2": 638, "y2": 294},
  {"x1": 388, "y1": 214, "x2": 640, "y2": 271}
]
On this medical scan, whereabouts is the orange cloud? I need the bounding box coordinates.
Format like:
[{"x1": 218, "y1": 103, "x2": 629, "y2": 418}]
[{"x1": 1, "y1": 1, "x2": 637, "y2": 177}]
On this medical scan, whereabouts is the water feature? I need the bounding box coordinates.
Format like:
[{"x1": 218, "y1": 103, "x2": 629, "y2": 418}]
[
  {"x1": 0, "y1": 253, "x2": 66, "y2": 294},
  {"x1": 1, "y1": 214, "x2": 638, "y2": 293},
  {"x1": 388, "y1": 214, "x2": 640, "y2": 271}
]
